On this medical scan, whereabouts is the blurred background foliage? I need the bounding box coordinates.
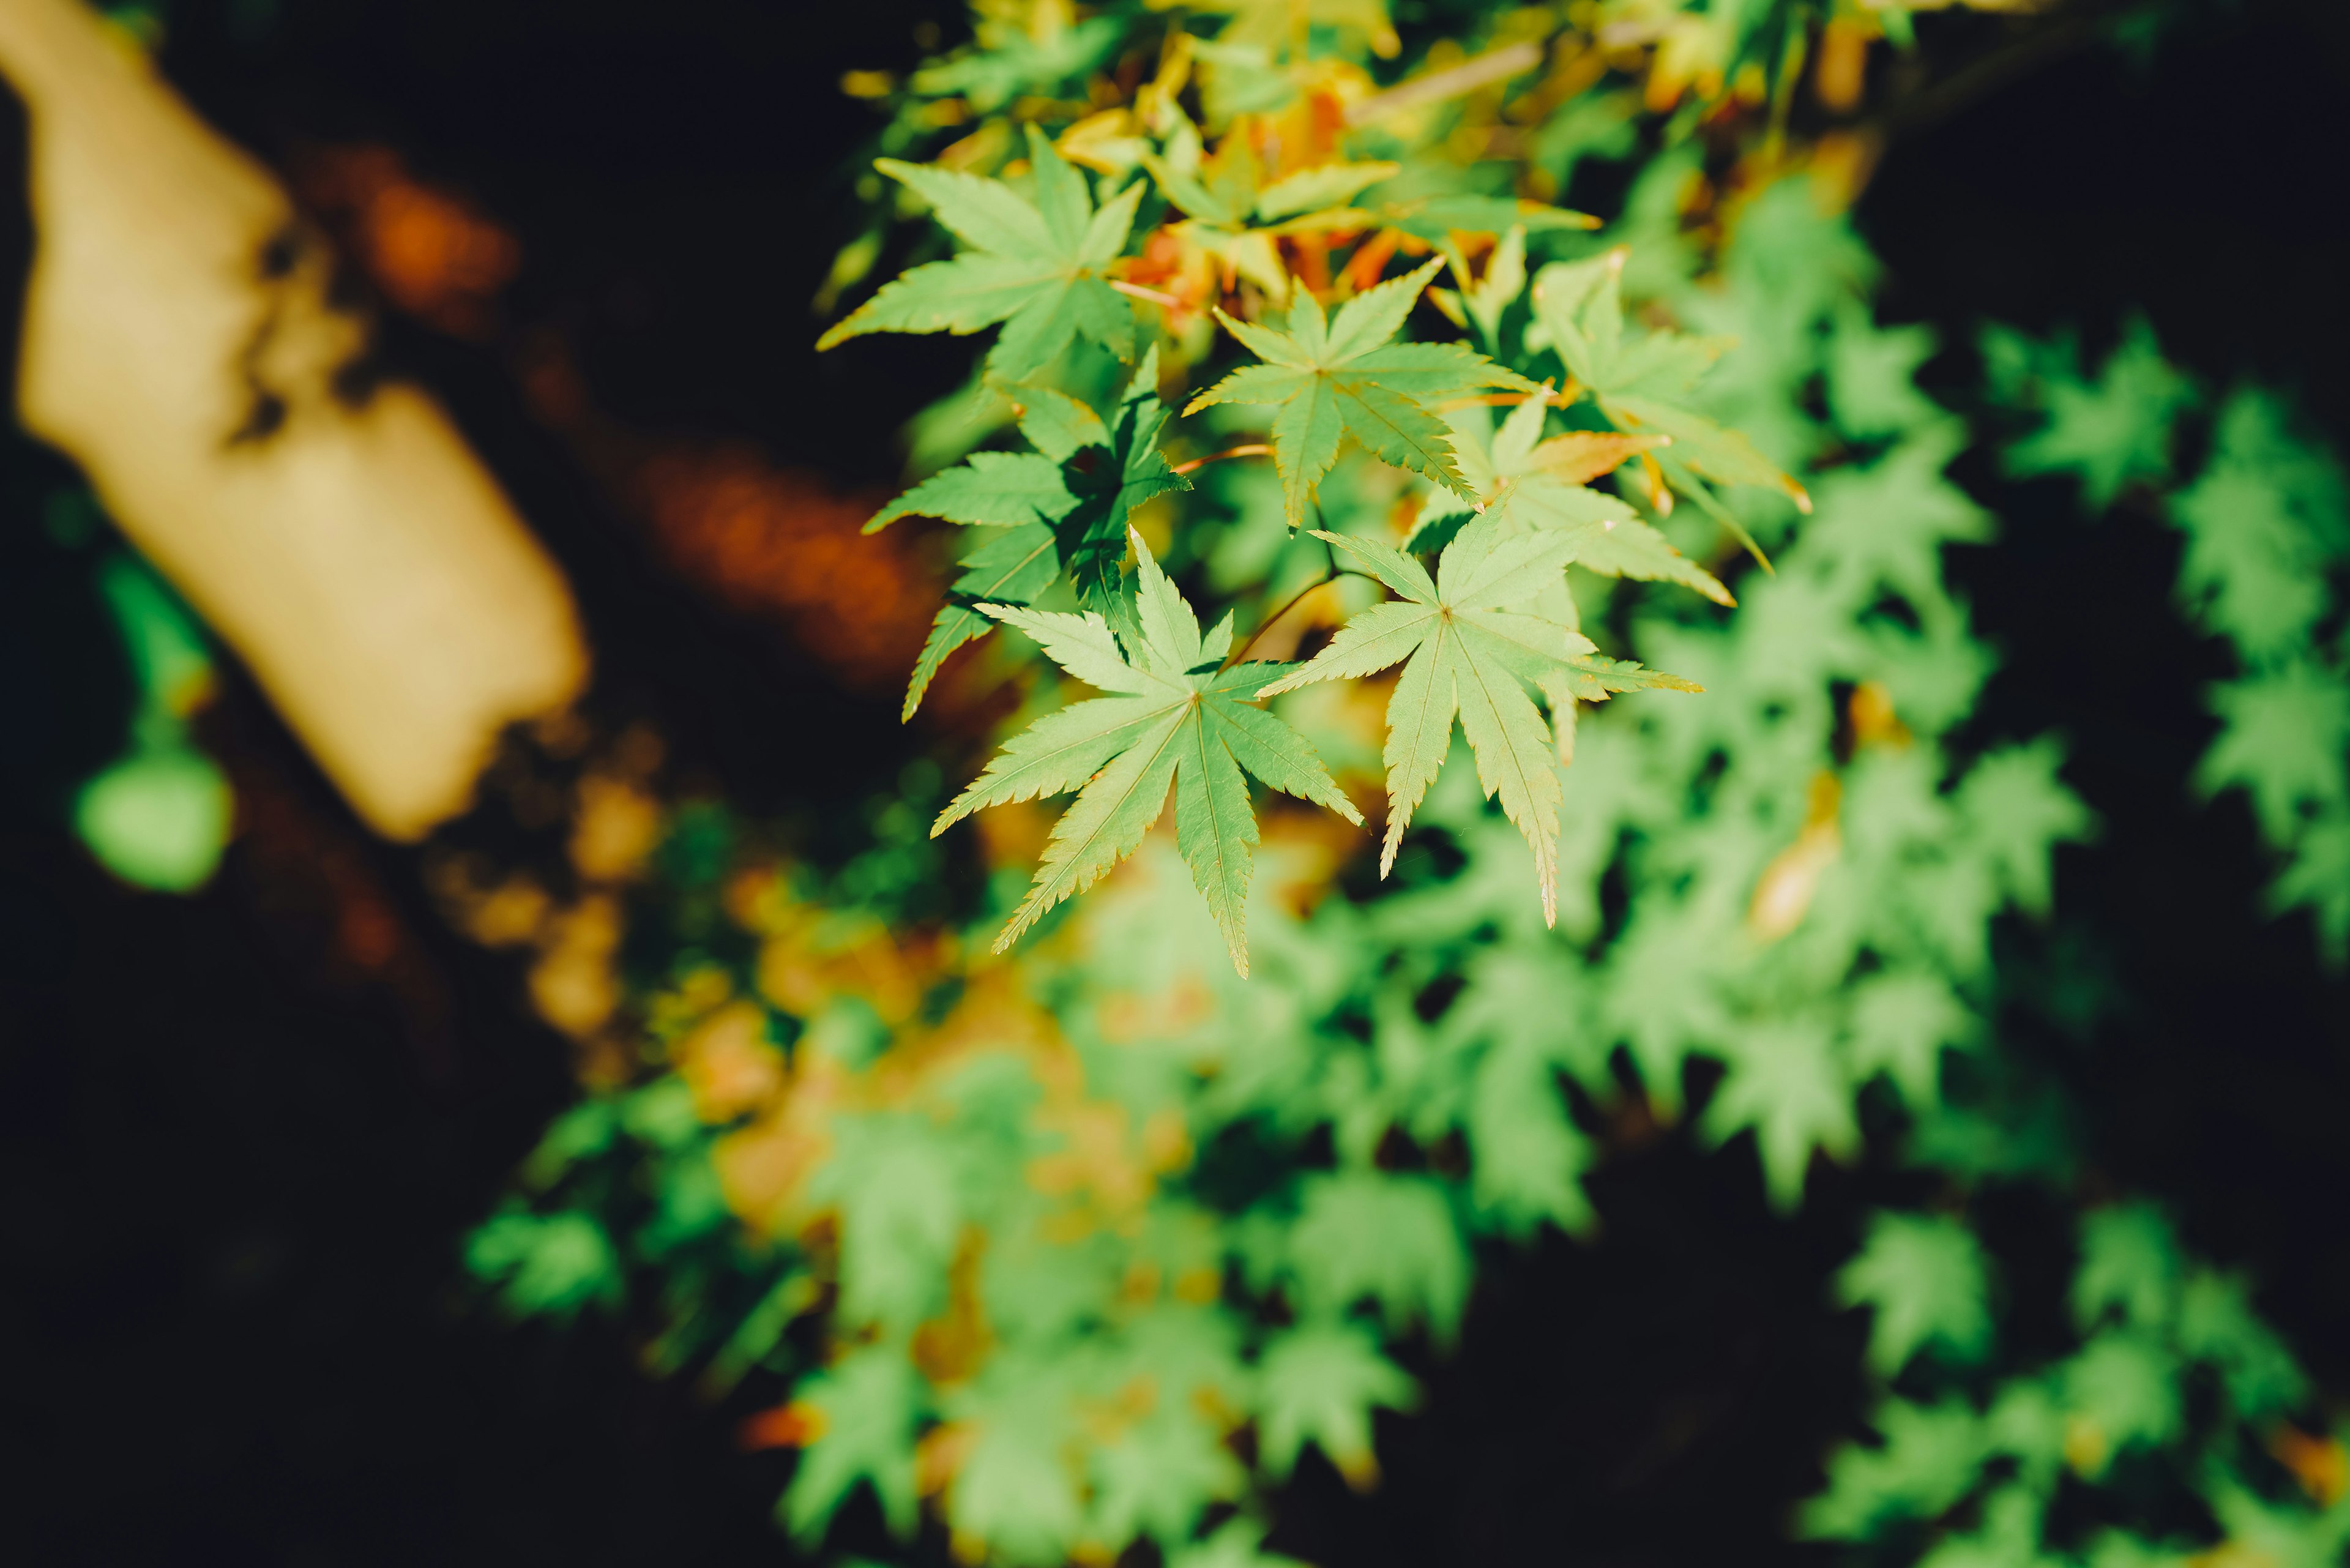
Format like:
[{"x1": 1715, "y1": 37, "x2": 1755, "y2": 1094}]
[{"x1": 3, "y1": 1, "x2": 2349, "y2": 1567}]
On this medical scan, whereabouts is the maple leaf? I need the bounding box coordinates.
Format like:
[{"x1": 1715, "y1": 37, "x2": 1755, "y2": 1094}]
[
  {"x1": 873, "y1": 354, "x2": 1191, "y2": 717},
  {"x1": 933, "y1": 530, "x2": 1358, "y2": 974},
  {"x1": 1531, "y1": 248, "x2": 1810, "y2": 557},
  {"x1": 1261, "y1": 515, "x2": 1695, "y2": 923},
  {"x1": 2062, "y1": 1334, "x2": 2184, "y2": 1471},
  {"x1": 2196, "y1": 662, "x2": 2350, "y2": 845},
  {"x1": 1430, "y1": 396, "x2": 1735, "y2": 607},
  {"x1": 1701, "y1": 1014, "x2": 1858, "y2": 1211},
  {"x1": 1087, "y1": 1405, "x2": 1244, "y2": 1548},
  {"x1": 1845, "y1": 968, "x2": 1975, "y2": 1107},
  {"x1": 2002, "y1": 316, "x2": 2193, "y2": 510},
  {"x1": 1799, "y1": 1397, "x2": 1989, "y2": 1540},
  {"x1": 779, "y1": 1346, "x2": 925, "y2": 1542},
  {"x1": 1836, "y1": 1212, "x2": 1993, "y2": 1376},
  {"x1": 1284, "y1": 1171, "x2": 1469, "y2": 1342},
  {"x1": 2072, "y1": 1204, "x2": 2181, "y2": 1333},
  {"x1": 1185, "y1": 258, "x2": 1537, "y2": 528},
  {"x1": 1253, "y1": 1321, "x2": 1417, "y2": 1486},
  {"x1": 819, "y1": 125, "x2": 1144, "y2": 383},
  {"x1": 2171, "y1": 389, "x2": 2350, "y2": 660}
]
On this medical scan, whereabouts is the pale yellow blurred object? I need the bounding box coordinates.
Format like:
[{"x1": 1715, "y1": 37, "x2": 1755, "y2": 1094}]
[{"x1": 0, "y1": 0, "x2": 586, "y2": 839}]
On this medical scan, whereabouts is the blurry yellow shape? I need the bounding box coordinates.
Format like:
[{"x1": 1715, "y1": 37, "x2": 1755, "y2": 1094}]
[
  {"x1": 0, "y1": 0, "x2": 587, "y2": 841},
  {"x1": 2269, "y1": 1425, "x2": 2350, "y2": 1506},
  {"x1": 530, "y1": 895, "x2": 622, "y2": 1041},
  {"x1": 1748, "y1": 771, "x2": 1842, "y2": 941},
  {"x1": 1815, "y1": 17, "x2": 1873, "y2": 113},
  {"x1": 74, "y1": 745, "x2": 231, "y2": 893},
  {"x1": 1849, "y1": 679, "x2": 1911, "y2": 750},
  {"x1": 2063, "y1": 1413, "x2": 2109, "y2": 1476}
]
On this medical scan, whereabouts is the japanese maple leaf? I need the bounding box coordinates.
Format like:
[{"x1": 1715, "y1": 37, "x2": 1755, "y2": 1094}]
[
  {"x1": 870, "y1": 353, "x2": 1190, "y2": 717},
  {"x1": 1423, "y1": 395, "x2": 1735, "y2": 607},
  {"x1": 1531, "y1": 248, "x2": 1810, "y2": 557},
  {"x1": 819, "y1": 125, "x2": 1143, "y2": 383},
  {"x1": 1261, "y1": 515, "x2": 1695, "y2": 922},
  {"x1": 933, "y1": 532, "x2": 1359, "y2": 974},
  {"x1": 1185, "y1": 258, "x2": 1535, "y2": 529}
]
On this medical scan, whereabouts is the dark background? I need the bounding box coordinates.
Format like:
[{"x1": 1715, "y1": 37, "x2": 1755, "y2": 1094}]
[{"x1": 2, "y1": 1, "x2": 2347, "y2": 1563}]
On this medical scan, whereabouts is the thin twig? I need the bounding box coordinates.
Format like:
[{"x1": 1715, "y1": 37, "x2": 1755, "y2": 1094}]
[
  {"x1": 1110, "y1": 278, "x2": 1185, "y2": 309},
  {"x1": 1435, "y1": 378, "x2": 1580, "y2": 411},
  {"x1": 1171, "y1": 442, "x2": 1272, "y2": 477},
  {"x1": 1346, "y1": 37, "x2": 1548, "y2": 127},
  {"x1": 1225, "y1": 571, "x2": 1335, "y2": 671}
]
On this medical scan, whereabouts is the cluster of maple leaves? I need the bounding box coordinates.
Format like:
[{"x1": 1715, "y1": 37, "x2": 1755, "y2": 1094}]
[{"x1": 826, "y1": 121, "x2": 1805, "y2": 971}]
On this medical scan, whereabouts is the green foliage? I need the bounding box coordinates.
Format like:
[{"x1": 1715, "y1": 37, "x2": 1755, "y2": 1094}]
[
  {"x1": 1837, "y1": 1212, "x2": 1992, "y2": 1376},
  {"x1": 1806, "y1": 1202, "x2": 2333, "y2": 1566},
  {"x1": 879, "y1": 351, "x2": 1192, "y2": 714},
  {"x1": 1261, "y1": 516, "x2": 1696, "y2": 921},
  {"x1": 1989, "y1": 326, "x2": 2350, "y2": 957},
  {"x1": 1990, "y1": 316, "x2": 2194, "y2": 509},
  {"x1": 1185, "y1": 259, "x2": 1534, "y2": 526},
  {"x1": 467, "y1": 7, "x2": 2333, "y2": 1568},
  {"x1": 73, "y1": 549, "x2": 232, "y2": 892},
  {"x1": 934, "y1": 529, "x2": 1358, "y2": 971},
  {"x1": 1802, "y1": 323, "x2": 2350, "y2": 1568},
  {"x1": 819, "y1": 125, "x2": 1143, "y2": 383}
]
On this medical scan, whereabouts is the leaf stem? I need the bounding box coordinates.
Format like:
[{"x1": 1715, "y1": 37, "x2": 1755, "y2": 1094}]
[
  {"x1": 1171, "y1": 442, "x2": 1273, "y2": 477},
  {"x1": 1224, "y1": 572, "x2": 1335, "y2": 671},
  {"x1": 1110, "y1": 278, "x2": 1185, "y2": 310},
  {"x1": 1223, "y1": 564, "x2": 1384, "y2": 671},
  {"x1": 1436, "y1": 378, "x2": 1581, "y2": 410}
]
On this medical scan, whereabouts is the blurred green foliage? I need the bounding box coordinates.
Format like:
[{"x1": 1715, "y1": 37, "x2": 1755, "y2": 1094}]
[{"x1": 445, "y1": 4, "x2": 2348, "y2": 1568}]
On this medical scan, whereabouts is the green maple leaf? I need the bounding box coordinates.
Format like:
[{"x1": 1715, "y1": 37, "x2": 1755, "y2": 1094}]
[
  {"x1": 1837, "y1": 1212, "x2": 1993, "y2": 1376},
  {"x1": 2073, "y1": 1204, "x2": 2180, "y2": 1334},
  {"x1": 805, "y1": 1113, "x2": 962, "y2": 1334},
  {"x1": 1185, "y1": 258, "x2": 1536, "y2": 528},
  {"x1": 466, "y1": 1211, "x2": 621, "y2": 1320},
  {"x1": 1284, "y1": 1171, "x2": 1469, "y2": 1342},
  {"x1": 2062, "y1": 1333, "x2": 2183, "y2": 1471},
  {"x1": 1845, "y1": 968, "x2": 1975, "y2": 1107},
  {"x1": 1531, "y1": 249, "x2": 1811, "y2": 529},
  {"x1": 875, "y1": 356, "x2": 1192, "y2": 716},
  {"x1": 1262, "y1": 515, "x2": 1695, "y2": 923},
  {"x1": 781, "y1": 1346, "x2": 925, "y2": 1542},
  {"x1": 1799, "y1": 1397, "x2": 1988, "y2": 1539},
  {"x1": 933, "y1": 530, "x2": 1358, "y2": 974},
  {"x1": 2002, "y1": 317, "x2": 2193, "y2": 510},
  {"x1": 1253, "y1": 1321, "x2": 1417, "y2": 1485},
  {"x1": 1702, "y1": 1015, "x2": 1857, "y2": 1211},
  {"x1": 1434, "y1": 397, "x2": 1736, "y2": 607},
  {"x1": 1957, "y1": 739, "x2": 2094, "y2": 917},
  {"x1": 819, "y1": 125, "x2": 1143, "y2": 383},
  {"x1": 2270, "y1": 810, "x2": 2350, "y2": 956},
  {"x1": 2170, "y1": 389, "x2": 2349, "y2": 659},
  {"x1": 1827, "y1": 302, "x2": 1944, "y2": 440},
  {"x1": 1086, "y1": 1404, "x2": 1243, "y2": 1548},
  {"x1": 946, "y1": 1355, "x2": 1087, "y2": 1567},
  {"x1": 2196, "y1": 663, "x2": 2350, "y2": 844},
  {"x1": 2175, "y1": 1271, "x2": 2308, "y2": 1420}
]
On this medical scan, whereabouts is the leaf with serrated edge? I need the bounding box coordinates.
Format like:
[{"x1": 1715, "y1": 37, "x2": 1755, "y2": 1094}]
[
  {"x1": 904, "y1": 521, "x2": 1060, "y2": 720},
  {"x1": 1186, "y1": 259, "x2": 1534, "y2": 527},
  {"x1": 821, "y1": 126, "x2": 1142, "y2": 382},
  {"x1": 867, "y1": 452, "x2": 1073, "y2": 534},
  {"x1": 1263, "y1": 517, "x2": 1695, "y2": 921},
  {"x1": 936, "y1": 532, "x2": 1356, "y2": 973}
]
